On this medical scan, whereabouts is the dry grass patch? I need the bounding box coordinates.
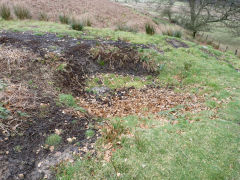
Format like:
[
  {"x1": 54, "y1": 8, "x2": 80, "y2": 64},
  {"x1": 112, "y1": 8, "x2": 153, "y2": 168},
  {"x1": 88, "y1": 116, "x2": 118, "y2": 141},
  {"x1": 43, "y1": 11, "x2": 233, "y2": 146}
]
[{"x1": 0, "y1": 0, "x2": 157, "y2": 31}]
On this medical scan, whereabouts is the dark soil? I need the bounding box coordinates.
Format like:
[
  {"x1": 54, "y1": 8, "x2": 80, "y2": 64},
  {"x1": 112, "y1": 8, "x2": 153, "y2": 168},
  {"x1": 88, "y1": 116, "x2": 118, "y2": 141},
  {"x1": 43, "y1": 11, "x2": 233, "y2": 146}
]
[
  {"x1": 0, "y1": 97, "x2": 96, "y2": 180},
  {"x1": 0, "y1": 31, "x2": 160, "y2": 180},
  {"x1": 166, "y1": 38, "x2": 189, "y2": 48},
  {"x1": 0, "y1": 31, "x2": 155, "y2": 75}
]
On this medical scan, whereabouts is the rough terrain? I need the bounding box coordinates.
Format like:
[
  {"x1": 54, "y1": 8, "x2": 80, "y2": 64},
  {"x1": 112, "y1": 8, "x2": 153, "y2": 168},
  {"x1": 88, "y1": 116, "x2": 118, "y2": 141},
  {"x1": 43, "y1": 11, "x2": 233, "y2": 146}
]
[{"x1": 0, "y1": 31, "x2": 197, "y2": 179}]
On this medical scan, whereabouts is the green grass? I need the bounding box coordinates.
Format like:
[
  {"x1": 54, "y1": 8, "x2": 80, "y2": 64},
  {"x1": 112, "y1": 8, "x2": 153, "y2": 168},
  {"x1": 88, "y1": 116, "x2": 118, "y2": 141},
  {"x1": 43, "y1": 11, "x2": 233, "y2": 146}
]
[
  {"x1": 0, "y1": 20, "x2": 240, "y2": 179},
  {"x1": 13, "y1": 5, "x2": 32, "y2": 20},
  {"x1": 0, "y1": 104, "x2": 10, "y2": 119},
  {"x1": 85, "y1": 130, "x2": 95, "y2": 138},
  {"x1": 57, "y1": 116, "x2": 240, "y2": 179},
  {"x1": 45, "y1": 134, "x2": 62, "y2": 147},
  {"x1": 71, "y1": 21, "x2": 84, "y2": 31},
  {"x1": 86, "y1": 73, "x2": 152, "y2": 90},
  {"x1": 0, "y1": 4, "x2": 11, "y2": 20},
  {"x1": 206, "y1": 24, "x2": 240, "y2": 49},
  {"x1": 0, "y1": 20, "x2": 83, "y2": 38},
  {"x1": 58, "y1": 94, "x2": 76, "y2": 107},
  {"x1": 59, "y1": 14, "x2": 70, "y2": 24}
]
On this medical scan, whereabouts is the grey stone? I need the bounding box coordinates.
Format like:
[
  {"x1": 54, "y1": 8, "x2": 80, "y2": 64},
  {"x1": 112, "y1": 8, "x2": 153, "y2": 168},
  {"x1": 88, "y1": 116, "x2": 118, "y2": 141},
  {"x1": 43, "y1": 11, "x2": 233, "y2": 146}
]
[{"x1": 91, "y1": 86, "x2": 110, "y2": 95}]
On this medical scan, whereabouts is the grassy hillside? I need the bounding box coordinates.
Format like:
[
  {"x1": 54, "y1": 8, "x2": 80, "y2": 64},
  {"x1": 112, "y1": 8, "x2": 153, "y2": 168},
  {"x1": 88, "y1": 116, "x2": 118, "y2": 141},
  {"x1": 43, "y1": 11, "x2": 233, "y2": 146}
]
[
  {"x1": 0, "y1": 20, "x2": 239, "y2": 179},
  {"x1": 0, "y1": 0, "x2": 156, "y2": 31}
]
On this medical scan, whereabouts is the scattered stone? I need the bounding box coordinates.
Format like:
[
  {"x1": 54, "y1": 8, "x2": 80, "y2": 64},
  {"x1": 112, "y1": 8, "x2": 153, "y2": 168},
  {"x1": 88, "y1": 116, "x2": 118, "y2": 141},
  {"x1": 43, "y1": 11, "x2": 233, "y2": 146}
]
[
  {"x1": 18, "y1": 173, "x2": 24, "y2": 179},
  {"x1": 91, "y1": 86, "x2": 110, "y2": 95},
  {"x1": 55, "y1": 129, "x2": 62, "y2": 135},
  {"x1": 49, "y1": 146, "x2": 55, "y2": 152}
]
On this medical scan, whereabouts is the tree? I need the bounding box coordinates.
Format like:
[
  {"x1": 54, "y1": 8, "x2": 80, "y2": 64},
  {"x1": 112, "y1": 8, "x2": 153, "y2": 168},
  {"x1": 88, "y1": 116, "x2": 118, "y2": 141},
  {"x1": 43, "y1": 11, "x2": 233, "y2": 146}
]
[
  {"x1": 161, "y1": 0, "x2": 175, "y2": 22},
  {"x1": 151, "y1": 0, "x2": 240, "y2": 38},
  {"x1": 178, "y1": 0, "x2": 240, "y2": 38}
]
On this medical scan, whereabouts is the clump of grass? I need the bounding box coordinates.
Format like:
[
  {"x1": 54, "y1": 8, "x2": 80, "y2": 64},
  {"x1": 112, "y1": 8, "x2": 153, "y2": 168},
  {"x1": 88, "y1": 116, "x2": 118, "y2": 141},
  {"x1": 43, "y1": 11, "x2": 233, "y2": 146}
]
[
  {"x1": 116, "y1": 24, "x2": 138, "y2": 33},
  {"x1": 82, "y1": 18, "x2": 92, "y2": 27},
  {"x1": 45, "y1": 134, "x2": 62, "y2": 146},
  {"x1": 58, "y1": 94, "x2": 76, "y2": 107},
  {"x1": 59, "y1": 14, "x2": 70, "y2": 24},
  {"x1": 0, "y1": 104, "x2": 10, "y2": 119},
  {"x1": 161, "y1": 25, "x2": 182, "y2": 38},
  {"x1": 85, "y1": 129, "x2": 95, "y2": 138},
  {"x1": 14, "y1": 5, "x2": 31, "y2": 20},
  {"x1": 145, "y1": 23, "x2": 155, "y2": 35},
  {"x1": 102, "y1": 120, "x2": 127, "y2": 143},
  {"x1": 38, "y1": 12, "x2": 49, "y2": 21},
  {"x1": 0, "y1": 4, "x2": 11, "y2": 20},
  {"x1": 71, "y1": 21, "x2": 84, "y2": 31},
  {"x1": 56, "y1": 63, "x2": 67, "y2": 72}
]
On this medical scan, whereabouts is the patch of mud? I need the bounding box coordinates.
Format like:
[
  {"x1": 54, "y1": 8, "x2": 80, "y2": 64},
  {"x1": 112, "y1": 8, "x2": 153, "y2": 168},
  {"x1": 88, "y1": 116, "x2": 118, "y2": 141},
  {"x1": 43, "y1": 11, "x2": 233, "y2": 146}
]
[
  {"x1": 166, "y1": 38, "x2": 189, "y2": 48},
  {"x1": 0, "y1": 42, "x2": 97, "y2": 179},
  {"x1": 0, "y1": 31, "x2": 158, "y2": 75},
  {"x1": 0, "y1": 95, "x2": 97, "y2": 180}
]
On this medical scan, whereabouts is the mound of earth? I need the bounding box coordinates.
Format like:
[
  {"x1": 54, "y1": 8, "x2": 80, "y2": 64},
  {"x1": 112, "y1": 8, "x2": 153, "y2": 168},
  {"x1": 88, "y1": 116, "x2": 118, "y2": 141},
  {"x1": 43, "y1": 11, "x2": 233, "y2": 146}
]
[{"x1": 1, "y1": 0, "x2": 157, "y2": 31}]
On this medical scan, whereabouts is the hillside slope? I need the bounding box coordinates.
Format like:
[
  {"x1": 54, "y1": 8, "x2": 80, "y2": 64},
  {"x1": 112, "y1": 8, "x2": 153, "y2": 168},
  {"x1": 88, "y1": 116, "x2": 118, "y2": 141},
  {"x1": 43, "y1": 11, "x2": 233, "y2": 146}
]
[
  {"x1": 0, "y1": 0, "x2": 156, "y2": 31},
  {"x1": 0, "y1": 20, "x2": 239, "y2": 179}
]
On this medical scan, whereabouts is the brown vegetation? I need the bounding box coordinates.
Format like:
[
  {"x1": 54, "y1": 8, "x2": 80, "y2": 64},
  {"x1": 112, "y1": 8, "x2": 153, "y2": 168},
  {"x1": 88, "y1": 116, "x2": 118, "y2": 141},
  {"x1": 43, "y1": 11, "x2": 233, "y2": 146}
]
[{"x1": 0, "y1": 0, "x2": 157, "y2": 31}]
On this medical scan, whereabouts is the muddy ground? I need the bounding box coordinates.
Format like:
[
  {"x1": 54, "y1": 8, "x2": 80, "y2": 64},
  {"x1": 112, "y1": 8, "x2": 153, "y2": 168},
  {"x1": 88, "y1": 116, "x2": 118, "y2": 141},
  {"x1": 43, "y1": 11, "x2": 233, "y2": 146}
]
[{"x1": 0, "y1": 31, "x2": 194, "y2": 180}]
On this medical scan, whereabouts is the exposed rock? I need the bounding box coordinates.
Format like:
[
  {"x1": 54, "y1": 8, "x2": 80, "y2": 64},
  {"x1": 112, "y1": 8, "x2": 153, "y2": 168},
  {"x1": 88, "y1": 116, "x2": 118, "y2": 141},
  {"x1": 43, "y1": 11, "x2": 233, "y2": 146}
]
[{"x1": 91, "y1": 86, "x2": 111, "y2": 95}]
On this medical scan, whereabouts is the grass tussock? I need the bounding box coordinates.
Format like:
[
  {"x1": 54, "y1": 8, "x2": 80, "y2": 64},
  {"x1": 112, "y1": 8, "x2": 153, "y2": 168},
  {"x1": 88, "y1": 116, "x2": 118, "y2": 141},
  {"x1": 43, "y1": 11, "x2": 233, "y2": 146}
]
[
  {"x1": 82, "y1": 18, "x2": 92, "y2": 27},
  {"x1": 38, "y1": 12, "x2": 49, "y2": 21},
  {"x1": 14, "y1": 5, "x2": 31, "y2": 20},
  {"x1": 0, "y1": 4, "x2": 11, "y2": 20},
  {"x1": 116, "y1": 24, "x2": 138, "y2": 33},
  {"x1": 161, "y1": 25, "x2": 182, "y2": 38},
  {"x1": 145, "y1": 23, "x2": 155, "y2": 35},
  {"x1": 71, "y1": 20, "x2": 84, "y2": 31},
  {"x1": 45, "y1": 134, "x2": 62, "y2": 147},
  {"x1": 59, "y1": 14, "x2": 70, "y2": 24}
]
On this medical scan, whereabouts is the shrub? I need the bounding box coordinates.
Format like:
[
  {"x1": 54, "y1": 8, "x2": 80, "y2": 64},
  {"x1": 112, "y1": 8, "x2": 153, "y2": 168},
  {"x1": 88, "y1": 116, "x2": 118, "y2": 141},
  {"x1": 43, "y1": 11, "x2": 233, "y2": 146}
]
[
  {"x1": 71, "y1": 21, "x2": 84, "y2": 31},
  {"x1": 14, "y1": 5, "x2": 31, "y2": 20},
  {"x1": 59, "y1": 14, "x2": 70, "y2": 24},
  {"x1": 0, "y1": 4, "x2": 11, "y2": 20},
  {"x1": 116, "y1": 24, "x2": 138, "y2": 33},
  {"x1": 45, "y1": 134, "x2": 62, "y2": 146},
  {"x1": 38, "y1": 12, "x2": 49, "y2": 21},
  {"x1": 145, "y1": 23, "x2": 155, "y2": 35}
]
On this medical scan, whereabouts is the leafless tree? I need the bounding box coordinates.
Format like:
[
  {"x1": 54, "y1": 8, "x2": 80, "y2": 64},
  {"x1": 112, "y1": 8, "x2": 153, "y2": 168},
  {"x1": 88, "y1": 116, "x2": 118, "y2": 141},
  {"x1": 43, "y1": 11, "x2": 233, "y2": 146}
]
[
  {"x1": 152, "y1": 0, "x2": 240, "y2": 38},
  {"x1": 180, "y1": 0, "x2": 240, "y2": 38}
]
